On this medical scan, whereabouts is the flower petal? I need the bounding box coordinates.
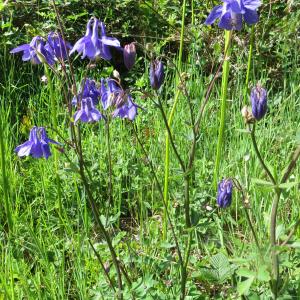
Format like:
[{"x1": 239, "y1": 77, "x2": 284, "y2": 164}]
[
  {"x1": 244, "y1": 0, "x2": 261, "y2": 10},
  {"x1": 243, "y1": 9, "x2": 259, "y2": 25},
  {"x1": 204, "y1": 5, "x2": 223, "y2": 25}
]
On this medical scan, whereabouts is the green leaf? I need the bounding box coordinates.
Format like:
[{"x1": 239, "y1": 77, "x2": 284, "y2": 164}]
[
  {"x1": 236, "y1": 268, "x2": 255, "y2": 278},
  {"x1": 278, "y1": 182, "x2": 298, "y2": 189},
  {"x1": 256, "y1": 265, "x2": 270, "y2": 282},
  {"x1": 252, "y1": 178, "x2": 274, "y2": 188},
  {"x1": 237, "y1": 276, "x2": 255, "y2": 295}
]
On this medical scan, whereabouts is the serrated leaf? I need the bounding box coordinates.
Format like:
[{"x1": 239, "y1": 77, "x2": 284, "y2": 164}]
[
  {"x1": 252, "y1": 178, "x2": 274, "y2": 187},
  {"x1": 278, "y1": 182, "x2": 298, "y2": 189},
  {"x1": 237, "y1": 276, "x2": 255, "y2": 295}
]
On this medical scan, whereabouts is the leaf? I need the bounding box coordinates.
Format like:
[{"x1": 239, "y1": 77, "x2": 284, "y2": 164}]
[
  {"x1": 209, "y1": 253, "x2": 235, "y2": 283},
  {"x1": 236, "y1": 268, "x2": 255, "y2": 278},
  {"x1": 278, "y1": 182, "x2": 298, "y2": 190},
  {"x1": 252, "y1": 178, "x2": 274, "y2": 188},
  {"x1": 237, "y1": 276, "x2": 255, "y2": 295},
  {"x1": 256, "y1": 265, "x2": 270, "y2": 282}
]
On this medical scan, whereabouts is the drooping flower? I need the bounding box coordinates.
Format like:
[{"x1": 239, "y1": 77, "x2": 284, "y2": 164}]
[
  {"x1": 217, "y1": 179, "x2": 233, "y2": 208},
  {"x1": 10, "y1": 36, "x2": 55, "y2": 65},
  {"x1": 45, "y1": 32, "x2": 72, "y2": 61},
  {"x1": 205, "y1": 0, "x2": 261, "y2": 30},
  {"x1": 250, "y1": 84, "x2": 267, "y2": 121},
  {"x1": 73, "y1": 97, "x2": 103, "y2": 123},
  {"x1": 112, "y1": 94, "x2": 138, "y2": 121},
  {"x1": 72, "y1": 78, "x2": 100, "y2": 106},
  {"x1": 70, "y1": 17, "x2": 121, "y2": 61},
  {"x1": 100, "y1": 78, "x2": 139, "y2": 120},
  {"x1": 100, "y1": 78, "x2": 121, "y2": 110},
  {"x1": 150, "y1": 60, "x2": 164, "y2": 90},
  {"x1": 123, "y1": 43, "x2": 136, "y2": 70},
  {"x1": 15, "y1": 126, "x2": 59, "y2": 159}
]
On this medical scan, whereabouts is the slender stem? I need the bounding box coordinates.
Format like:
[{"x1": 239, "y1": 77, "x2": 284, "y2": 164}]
[
  {"x1": 163, "y1": 0, "x2": 186, "y2": 240},
  {"x1": 132, "y1": 124, "x2": 183, "y2": 266},
  {"x1": 106, "y1": 119, "x2": 114, "y2": 206},
  {"x1": 156, "y1": 98, "x2": 186, "y2": 172},
  {"x1": 243, "y1": 26, "x2": 255, "y2": 104},
  {"x1": 270, "y1": 189, "x2": 281, "y2": 299},
  {"x1": 45, "y1": 65, "x2": 63, "y2": 215},
  {"x1": 88, "y1": 239, "x2": 116, "y2": 291},
  {"x1": 244, "y1": 207, "x2": 261, "y2": 252},
  {"x1": 250, "y1": 123, "x2": 276, "y2": 185},
  {"x1": 213, "y1": 30, "x2": 232, "y2": 188},
  {"x1": 0, "y1": 121, "x2": 13, "y2": 232}
]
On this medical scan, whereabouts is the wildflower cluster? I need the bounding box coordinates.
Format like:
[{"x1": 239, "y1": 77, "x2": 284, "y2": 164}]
[{"x1": 12, "y1": 16, "x2": 166, "y2": 159}]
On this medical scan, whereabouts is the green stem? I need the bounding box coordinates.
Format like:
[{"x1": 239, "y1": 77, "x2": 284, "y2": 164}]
[
  {"x1": 243, "y1": 26, "x2": 255, "y2": 104},
  {"x1": 270, "y1": 189, "x2": 281, "y2": 299},
  {"x1": 250, "y1": 123, "x2": 276, "y2": 185},
  {"x1": 106, "y1": 119, "x2": 113, "y2": 207},
  {"x1": 45, "y1": 65, "x2": 63, "y2": 215},
  {"x1": 0, "y1": 121, "x2": 13, "y2": 232},
  {"x1": 213, "y1": 30, "x2": 232, "y2": 188},
  {"x1": 163, "y1": 0, "x2": 186, "y2": 240}
]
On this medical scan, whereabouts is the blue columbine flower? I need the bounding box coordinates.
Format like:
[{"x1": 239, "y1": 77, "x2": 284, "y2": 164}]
[
  {"x1": 45, "y1": 32, "x2": 72, "y2": 61},
  {"x1": 150, "y1": 60, "x2": 164, "y2": 90},
  {"x1": 72, "y1": 78, "x2": 100, "y2": 106},
  {"x1": 100, "y1": 78, "x2": 139, "y2": 120},
  {"x1": 217, "y1": 179, "x2": 233, "y2": 208},
  {"x1": 70, "y1": 17, "x2": 121, "y2": 61},
  {"x1": 205, "y1": 0, "x2": 261, "y2": 30},
  {"x1": 251, "y1": 84, "x2": 267, "y2": 121},
  {"x1": 123, "y1": 43, "x2": 136, "y2": 70},
  {"x1": 15, "y1": 126, "x2": 59, "y2": 159},
  {"x1": 73, "y1": 97, "x2": 103, "y2": 123},
  {"x1": 100, "y1": 78, "x2": 121, "y2": 110},
  {"x1": 10, "y1": 36, "x2": 55, "y2": 65}
]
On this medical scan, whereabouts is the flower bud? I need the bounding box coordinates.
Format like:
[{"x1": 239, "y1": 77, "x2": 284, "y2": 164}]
[
  {"x1": 217, "y1": 179, "x2": 233, "y2": 208},
  {"x1": 150, "y1": 59, "x2": 164, "y2": 90},
  {"x1": 123, "y1": 43, "x2": 136, "y2": 70},
  {"x1": 250, "y1": 84, "x2": 267, "y2": 121}
]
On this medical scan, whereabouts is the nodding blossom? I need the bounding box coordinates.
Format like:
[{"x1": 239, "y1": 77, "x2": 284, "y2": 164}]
[
  {"x1": 150, "y1": 60, "x2": 164, "y2": 90},
  {"x1": 217, "y1": 179, "x2": 233, "y2": 208},
  {"x1": 73, "y1": 97, "x2": 103, "y2": 123},
  {"x1": 70, "y1": 17, "x2": 121, "y2": 61},
  {"x1": 10, "y1": 36, "x2": 55, "y2": 65},
  {"x1": 45, "y1": 32, "x2": 72, "y2": 61},
  {"x1": 205, "y1": 0, "x2": 261, "y2": 30},
  {"x1": 15, "y1": 126, "x2": 60, "y2": 159},
  {"x1": 72, "y1": 78, "x2": 101, "y2": 106},
  {"x1": 100, "y1": 78, "x2": 139, "y2": 121},
  {"x1": 250, "y1": 84, "x2": 267, "y2": 121}
]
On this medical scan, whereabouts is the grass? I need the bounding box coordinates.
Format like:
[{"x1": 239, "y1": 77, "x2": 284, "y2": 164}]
[{"x1": 1, "y1": 7, "x2": 300, "y2": 300}]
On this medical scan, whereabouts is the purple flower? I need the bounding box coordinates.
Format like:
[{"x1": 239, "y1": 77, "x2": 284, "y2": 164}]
[
  {"x1": 123, "y1": 43, "x2": 136, "y2": 70},
  {"x1": 251, "y1": 84, "x2": 267, "y2": 121},
  {"x1": 15, "y1": 126, "x2": 59, "y2": 159},
  {"x1": 70, "y1": 17, "x2": 121, "y2": 61},
  {"x1": 100, "y1": 78, "x2": 121, "y2": 110},
  {"x1": 45, "y1": 32, "x2": 72, "y2": 61},
  {"x1": 205, "y1": 0, "x2": 261, "y2": 30},
  {"x1": 73, "y1": 97, "x2": 103, "y2": 123},
  {"x1": 72, "y1": 78, "x2": 100, "y2": 106},
  {"x1": 112, "y1": 94, "x2": 138, "y2": 121},
  {"x1": 10, "y1": 36, "x2": 55, "y2": 65},
  {"x1": 150, "y1": 60, "x2": 164, "y2": 90},
  {"x1": 100, "y1": 78, "x2": 139, "y2": 120},
  {"x1": 217, "y1": 179, "x2": 233, "y2": 208}
]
